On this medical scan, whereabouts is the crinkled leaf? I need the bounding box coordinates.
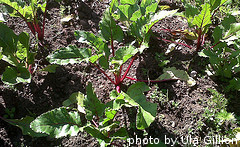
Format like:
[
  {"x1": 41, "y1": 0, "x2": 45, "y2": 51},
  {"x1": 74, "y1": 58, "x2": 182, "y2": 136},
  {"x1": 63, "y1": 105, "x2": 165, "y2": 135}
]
[
  {"x1": 157, "y1": 67, "x2": 195, "y2": 86},
  {"x1": 192, "y1": 3, "x2": 211, "y2": 29},
  {"x1": 157, "y1": 67, "x2": 189, "y2": 81},
  {"x1": 84, "y1": 83, "x2": 105, "y2": 120},
  {"x1": 30, "y1": 107, "x2": 83, "y2": 138},
  {"x1": 2, "y1": 66, "x2": 31, "y2": 85},
  {"x1": 2, "y1": 116, "x2": 47, "y2": 137},
  {"x1": 223, "y1": 23, "x2": 240, "y2": 39},
  {"x1": 47, "y1": 45, "x2": 91, "y2": 65},
  {"x1": 74, "y1": 31, "x2": 110, "y2": 57},
  {"x1": 99, "y1": 9, "x2": 124, "y2": 42}
]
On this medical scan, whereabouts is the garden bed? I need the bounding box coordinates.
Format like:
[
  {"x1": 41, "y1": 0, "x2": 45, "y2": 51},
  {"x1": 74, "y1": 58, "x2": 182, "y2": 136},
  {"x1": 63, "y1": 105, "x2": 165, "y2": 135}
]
[{"x1": 0, "y1": 0, "x2": 240, "y2": 146}]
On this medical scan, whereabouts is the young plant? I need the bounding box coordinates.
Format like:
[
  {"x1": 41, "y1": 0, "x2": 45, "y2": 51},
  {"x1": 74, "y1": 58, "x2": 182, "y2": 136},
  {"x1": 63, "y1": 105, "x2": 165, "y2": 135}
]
[
  {"x1": 0, "y1": 23, "x2": 35, "y2": 85},
  {"x1": 0, "y1": 82, "x2": 157, "y2": 146},
  {"x1": 0, "y1": 0, "x2": 48, "y2": 41},
  {"x1": 200, "y1": 13, "x2": 240, "y2": 91},
  {"x1": 159, "y1": 0, "x2": 229, "y2": 52},
  {"x1": 47, "y1": 0, "x2": 178, "y2": 92}
]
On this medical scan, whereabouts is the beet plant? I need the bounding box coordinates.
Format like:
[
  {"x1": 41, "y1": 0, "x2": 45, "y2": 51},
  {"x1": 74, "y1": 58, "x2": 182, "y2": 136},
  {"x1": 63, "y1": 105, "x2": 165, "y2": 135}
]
[
  {"x1": 47, "y1": 0, "x2": 178, "y2": 92},
  {"x1": 0, "y1": 82, "x2": 157, "y2": 146},
  {"x1": 0, "y1": 23, "x2": 35, "y2": 85},
  {"x1": 159, "y1": 0, "x2": 229, "y2": 52},
  {"x1": 0, "y1": 0, "x2": 49, "y2": 41},
  {"x1": 201, "y1": 18, "x2": 240, "y2": 91}
]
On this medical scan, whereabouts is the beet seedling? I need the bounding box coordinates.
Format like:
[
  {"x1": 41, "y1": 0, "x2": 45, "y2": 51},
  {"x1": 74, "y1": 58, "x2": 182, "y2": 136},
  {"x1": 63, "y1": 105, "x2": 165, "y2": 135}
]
[
  {"x1": 0, "y1": 0, "x2": 49, "y2": 41},
  {"x1": 158, "y1": 0, "x2": 229, "y2": 52},
  {"x1": 0, "y1": 23, "x2": 35, "y2": 85},
  {"x1": 48, "y1": 0, "x2": 178, "y2": 92}
]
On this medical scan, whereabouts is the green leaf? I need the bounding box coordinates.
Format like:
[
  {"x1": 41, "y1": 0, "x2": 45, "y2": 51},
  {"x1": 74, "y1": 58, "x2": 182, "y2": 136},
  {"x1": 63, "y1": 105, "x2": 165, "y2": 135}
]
[
  {"x1": 110, "y1": 127, "x2": 128, "y2": 140},
  {"x1": 223, "y1": 23, "x2": 240, "y2": 39},
  {"x1": 75, "y1": 31, "x2": 110, "y2": 57},
  {"x1": 84, "y1": 126, "x2": 111, "y2": 145},
  {"x1": 16, "y1": 42, "x2": 27, "y2": 60},
  {"x1": 182, "y1": 4, "x2": 199, "y2": 26},
  {"x1": 2, "y1": 116, "x2": 47, "y2": 137},
  {"x1": 30, "y1": 107, "x2": 83, "y2": 138},
  {"x1": 84, "y1": 83, "x2": 105, "y2": 120},
  {"x1": 41, "y1": 64, "x2": 59, "y2": 73},
  {"x1": 0, "y1": 22, "x2": 18, "y2": 54},
  {"x1": 1, "y1": 66, "x2": 31, "y2": 85},
  {"x1": 222, "y1": 15, "x2": 237, "y2": 32},
  {"x1": 18, "y1": 32, "x2": 30, "y2": 50},
  {"x1": 126, "y1": 82, "x2": 157, "y2": 129},
  {"x1": 47, "y1": 45, "x2": 92, "y2": 65},
  {"x1": 0, "y1": 0, "x2": 47, "y2": 21},
  {"x1": 120, "y1": 0, "x2": 136, "y2": 5},
  {"x1": 99, "y1": 9, "x2": 124, "y2": 42},
  {"x1": 102, "y1": 108, "x2": 117, "y2": 125},
  {"x1": 62, "y1": 91, "x2": 85, "y2": 114},
  {"x1": 156, "y1": 67, "x2": 195, "y2": 86},
  {"x1": 99, "y1": 56, "x2": 109, "y2": 70},
  {"x1": 210, "y1": 0, "x2": 221, "y2": 11},
  {"x1": 192, "y1": 3, "x2": 211, "y2": 29},
  {"x1": 0, "y1": 50, "x2": 2, "y2": 60},
  {"x1": 213, "y1": 26, "x2": 222, "y2": 42},
  {"x1": 111, "y1": 45, "x2": 137, "y2": 67}
]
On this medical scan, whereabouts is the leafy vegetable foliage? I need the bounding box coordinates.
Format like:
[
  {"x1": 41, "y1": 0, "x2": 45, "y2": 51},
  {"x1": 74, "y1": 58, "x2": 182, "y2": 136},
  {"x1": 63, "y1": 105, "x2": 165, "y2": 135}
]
[
  {"x1": 47, "y1": 0, "x2": 177, "y2": 91},
  {"x1": 0, "y1": 23, "x2": 34, "y2": 85},
  {"x1": 6, "y1": 82, "x2": 156, "y2": 146},
  {"x1": 0, "y1": 0, "x2": 48, "y2": 40}
]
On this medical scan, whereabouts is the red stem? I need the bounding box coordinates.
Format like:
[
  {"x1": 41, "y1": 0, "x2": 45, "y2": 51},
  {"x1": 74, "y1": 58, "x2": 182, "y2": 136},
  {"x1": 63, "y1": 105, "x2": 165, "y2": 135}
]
[
  {"x1": 120, "y1": 55, "x2": 137, "y2": 82},
  {"x1": 196, "y1": 29, "x2": 202, "y2": 52},
  {"x1": 211, "y1": 41, "x2": 221, "y2": 48},
  {"x1": 126, "y1": 76, "x2": 178, "y2": 83},
  {"x1": 91, "y1": 63, "x2": 115, "y2": 85},
  {"x1": 160, "y1": 38, "x2": 193, "y2": 49}
]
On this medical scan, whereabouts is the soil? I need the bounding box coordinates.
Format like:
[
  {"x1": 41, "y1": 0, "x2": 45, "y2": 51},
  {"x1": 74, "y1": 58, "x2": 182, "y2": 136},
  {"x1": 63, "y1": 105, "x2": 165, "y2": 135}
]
[{"x1": 1, "y1": 0, "x2": 240, "y2": 147}]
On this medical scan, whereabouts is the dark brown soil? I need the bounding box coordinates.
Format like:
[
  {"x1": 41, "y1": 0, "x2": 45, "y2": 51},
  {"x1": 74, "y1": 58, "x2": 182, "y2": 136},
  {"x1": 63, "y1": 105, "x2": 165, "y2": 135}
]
[{"x1": 1, "y1": 0, "x2": 239, "y2": 147}]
